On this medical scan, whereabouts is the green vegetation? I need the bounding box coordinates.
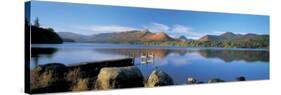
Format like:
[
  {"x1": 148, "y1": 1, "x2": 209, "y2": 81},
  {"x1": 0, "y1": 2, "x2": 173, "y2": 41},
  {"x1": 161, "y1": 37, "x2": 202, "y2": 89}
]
[
  {"x1": 91, "y1": 37, "x2": 269, "y2": 49},
  {"x1": 132, "y1": 38, "x2": 269, "y2": 49}
]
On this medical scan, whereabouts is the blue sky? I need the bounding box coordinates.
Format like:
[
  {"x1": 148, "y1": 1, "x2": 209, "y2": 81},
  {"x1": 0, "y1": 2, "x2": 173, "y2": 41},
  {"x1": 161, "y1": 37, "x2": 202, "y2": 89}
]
[{"x1": 28, "y1": 1, "x2": 269, "y2": 39}]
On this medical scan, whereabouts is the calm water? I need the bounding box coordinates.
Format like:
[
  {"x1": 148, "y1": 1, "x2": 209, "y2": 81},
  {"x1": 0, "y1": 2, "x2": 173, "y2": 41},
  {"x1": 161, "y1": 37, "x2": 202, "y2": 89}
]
[{"x1": 31, "y1": 43, "x2": 269, "y2": 84}]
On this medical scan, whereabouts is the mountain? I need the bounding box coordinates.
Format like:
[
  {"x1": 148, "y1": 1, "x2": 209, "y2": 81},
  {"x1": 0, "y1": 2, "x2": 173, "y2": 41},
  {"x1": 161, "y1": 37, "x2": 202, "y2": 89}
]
[
  {"x1": 220, "y1": 32, "x2": 237, "y2": 38},
  {"x1": 198, "y1": 35, "x2": 223, "y2": 41},
  {"x1": 30, "y1": 26, "x2": 63, "y2": 44},
  {"x1": 178, "y1": 35, "x2": 190, "y2": 42},
  {"x1": 198, "y1": 32, "x2": 268, "y2": 41},
  {"x1": 57, "y1": 32, "x2": 88, "y2": 42},
  {"x1": 58, "y1": 29, "x2": 175, "y2": 43},
  {"x1": 57, "y1": 31, "x2": 268, "y2": 48},
  {"x1": 145, "y1": 32, "x2": 174, "y2": 41},
  {"x1": 196, "y1": 32, "x2": 269, "y2": 48}
]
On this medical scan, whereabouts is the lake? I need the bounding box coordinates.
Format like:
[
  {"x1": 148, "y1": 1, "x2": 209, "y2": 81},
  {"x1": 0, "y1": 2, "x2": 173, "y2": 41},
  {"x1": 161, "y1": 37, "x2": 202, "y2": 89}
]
[{"x1": 30, "y1": 43, "x2": 269, "y2": 85}]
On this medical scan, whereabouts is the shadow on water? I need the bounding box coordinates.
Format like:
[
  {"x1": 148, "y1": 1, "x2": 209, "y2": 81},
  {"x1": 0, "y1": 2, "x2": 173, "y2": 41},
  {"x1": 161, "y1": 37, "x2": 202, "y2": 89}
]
[{"x1": 31, "y1": 48, "x2": 58, "y2": 66}]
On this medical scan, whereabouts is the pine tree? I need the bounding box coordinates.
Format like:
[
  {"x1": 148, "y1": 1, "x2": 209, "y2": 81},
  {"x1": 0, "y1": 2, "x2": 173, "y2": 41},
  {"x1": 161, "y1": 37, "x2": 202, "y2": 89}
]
[{"x1": 34, "y1": 17, "x2": 40, "y2": 27}]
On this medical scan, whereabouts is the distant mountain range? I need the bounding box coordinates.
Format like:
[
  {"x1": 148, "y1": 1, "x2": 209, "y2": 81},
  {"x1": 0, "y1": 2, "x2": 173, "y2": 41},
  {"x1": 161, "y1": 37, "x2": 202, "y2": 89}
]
[
  {"x1": 58, "y1": 29, "x2": 177, "y2": 43},
  {"x1": 196, "y1": 32, "x2": 269, "y2": 48},
  {"x1": 57, "y1": 30, "x2": 269, "y2": 48},
  {"x1": 58, "y1": 30, "x2": 268, "y2": 43},
  {"x1": 198, "y1": 32, "x2": 269, "y2": 42},
  {"x1": 57, "y1": 32, "x2": 88, "y2": 42}
]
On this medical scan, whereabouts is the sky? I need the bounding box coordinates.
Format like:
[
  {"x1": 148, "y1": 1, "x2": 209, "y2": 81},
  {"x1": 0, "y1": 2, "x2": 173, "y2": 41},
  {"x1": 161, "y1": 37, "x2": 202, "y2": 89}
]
[{"x1": 27, "y1": 1, "x2": 269, "y2": 39}]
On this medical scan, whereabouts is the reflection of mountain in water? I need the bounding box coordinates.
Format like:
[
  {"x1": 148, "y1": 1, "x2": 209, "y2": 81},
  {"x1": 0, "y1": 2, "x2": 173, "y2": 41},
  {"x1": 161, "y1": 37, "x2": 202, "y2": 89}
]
[
  {"x1": 94, "y1": 48, "x2": 269, "y2": 63},
  {"x1": 31, "y1": 47, "x2": 269, "y2": 65},
  {"x1": 31, "y1": 48, "x2": 57, "y2": 57},
  {"x1": 93, "y1": 48, "x2": 191, "y2": 58},
  {"x1": 198, "y1": 50, "x2": 269, "y2": 62}
]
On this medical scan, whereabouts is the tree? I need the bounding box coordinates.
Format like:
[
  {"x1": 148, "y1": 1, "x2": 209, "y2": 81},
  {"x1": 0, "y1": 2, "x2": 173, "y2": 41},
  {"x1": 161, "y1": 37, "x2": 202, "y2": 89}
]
[
  {"x1": 46, "y1": 27, "x2": 55, "y2": 32},
  {"x1": 34, "y1": 17, "x2": 40, "y2": 27}
]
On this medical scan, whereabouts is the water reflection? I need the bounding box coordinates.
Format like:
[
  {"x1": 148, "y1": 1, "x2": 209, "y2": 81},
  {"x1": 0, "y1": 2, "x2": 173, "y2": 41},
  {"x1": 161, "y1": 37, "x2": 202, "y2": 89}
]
[
  {"x1": 93, "y1": 48, "x2": 170, "y2": 58},
  {"x1": 93, "y1": 48, "x2": 269, "y2": 63},
  {"x1": 31, "y1": 47, "x2": 269, "y2": 67},
  {"x1": 30, "y1": 44, "x2": 269, "y2": 84},
  {"x1": 198, "y1": 49, "x2": 269, "y2": 62},
  {"x1": 31, "y1": 48, "x2": 57, "y2": 66},
  {"x1": 140, "y1": 53, "x2": 155, "y2": 64}
]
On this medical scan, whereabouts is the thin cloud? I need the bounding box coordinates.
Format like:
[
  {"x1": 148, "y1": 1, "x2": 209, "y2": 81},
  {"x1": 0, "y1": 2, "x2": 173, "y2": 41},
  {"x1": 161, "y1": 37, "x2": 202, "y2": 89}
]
[
  {"x1": 212, "y1": 31, "x2": 266, "y2": 35},
  {"x1": 144, "y1": 22, "x2": 204, "y2": 39},
  {"x1": 76, "y1": 25, "x2": 139, "y2": 34},
  {"x1": 212, "y1": 31, "x2": 226, "y2": 35},
  {"x1": 144, "y1": 23, "x2": 207, "y2": 39},
  {"x1": 143, "y1": 22, "x2": 170, "y2": 32},
  {"x1": 171, "y1": 24, "x2": 192, "y2": 33},
  {"x1": 170, "y1": 24, "x2": 204, "y2": 38}
]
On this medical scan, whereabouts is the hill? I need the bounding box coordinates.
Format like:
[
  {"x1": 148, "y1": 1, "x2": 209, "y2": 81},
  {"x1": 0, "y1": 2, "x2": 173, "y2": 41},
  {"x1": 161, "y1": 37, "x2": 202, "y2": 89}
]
[
  {"x1": 30, "y1": 26, "x2": 63, "y2": 44},
  {"x1": 57, "y1": 31, "x2": 269, "y2": 48},
  {"x1": 197, "y1": 32, "x2": 269, "y2": 48},
  {"x1": 58, "y1": 29, "x2": 175, "y2": 43},
  {"x1": 198, "y1": 32, "x2": 268, "y2": 42}
]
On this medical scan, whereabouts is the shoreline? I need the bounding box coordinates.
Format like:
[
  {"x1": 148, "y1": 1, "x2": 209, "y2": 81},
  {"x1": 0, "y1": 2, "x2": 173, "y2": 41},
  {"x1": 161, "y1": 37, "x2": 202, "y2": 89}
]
[
  {"x1": 31, "y1": 43, "x2": 269, "y2": 51},
  {"x1": 30, "y1": 58, "x2": 251, "y2": 93}
]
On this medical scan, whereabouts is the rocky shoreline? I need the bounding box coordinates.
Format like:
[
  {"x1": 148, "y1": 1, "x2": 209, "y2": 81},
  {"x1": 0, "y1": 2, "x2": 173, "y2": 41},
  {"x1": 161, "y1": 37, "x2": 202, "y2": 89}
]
[{"x1": 30, "y1": 58, "x2": 246, "y2": 93}]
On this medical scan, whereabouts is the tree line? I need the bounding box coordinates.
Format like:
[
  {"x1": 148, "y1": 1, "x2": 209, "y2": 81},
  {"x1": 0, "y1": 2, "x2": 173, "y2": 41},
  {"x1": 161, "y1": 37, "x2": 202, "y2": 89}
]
[{"x1": 134, "y1": 38, "x2": 269, "y2": 49}]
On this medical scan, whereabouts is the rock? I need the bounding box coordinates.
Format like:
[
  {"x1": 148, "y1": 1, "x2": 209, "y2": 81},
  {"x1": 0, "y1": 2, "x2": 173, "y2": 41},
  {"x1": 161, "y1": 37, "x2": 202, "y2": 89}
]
[
  {"x1": 71, "y1": 79, "x2": 89, "y2": 91},
  {"x1": 66, "y1": 68, "x2": 92, "y2": 91},
  {"x1": 65, "y1": 67, "x2": 86, "y2": 82},
  {"x1": 208, "y1": 78, "x2": 225, "y2": 83},
  {"x1": 66, "y1": 68, "x2": 97, "y2": 91},
  {"x1": 186, "y1": 77, "x2": 197, "y2": 84},
  {"x1": 30, "y1": 63, "x2": 69, "y2": 93},
  {"x1": 236, "y1": 76, "x2": 246, "y2": 81},
  {"x1": 95, "y1": 66, "x2": 144, "y2": 90},
  {"x1": 146, "y1": 70, "x2": 174, "y2": 87},
  {"x1": 39, "y1": 63, "x2": 67, "y2": 74}
]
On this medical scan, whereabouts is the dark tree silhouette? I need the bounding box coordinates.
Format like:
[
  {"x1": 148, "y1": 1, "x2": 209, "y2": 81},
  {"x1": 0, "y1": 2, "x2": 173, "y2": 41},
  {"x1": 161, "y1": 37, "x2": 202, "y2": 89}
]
[
  {"x1": 28, "y1": 17, "x2": 63, "y2": 44},
  {"x1": 34, "y1": 17, "x2": 40, "y2": 27}
]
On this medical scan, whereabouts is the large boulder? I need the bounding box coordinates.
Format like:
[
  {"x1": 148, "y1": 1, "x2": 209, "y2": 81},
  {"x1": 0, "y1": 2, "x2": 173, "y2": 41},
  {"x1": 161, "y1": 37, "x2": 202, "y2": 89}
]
[
  {"x1": 95, "y1": 66, "x2": 144, "y2": 90},
  {"x1": 30, "y1": 63, "x2": 69, "y2": 93},
  {"x1": 146, "y1": 70, "x2": 174, "y2": 87},
  {"x1": 71, "y1": 78, "x2": 90, "y2": 91},
  {"x1": 65, "y1": 67, "x2": 86, "y2": 82}
]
